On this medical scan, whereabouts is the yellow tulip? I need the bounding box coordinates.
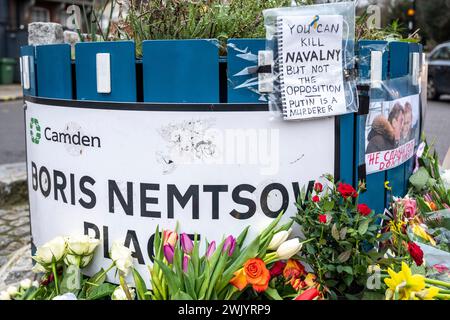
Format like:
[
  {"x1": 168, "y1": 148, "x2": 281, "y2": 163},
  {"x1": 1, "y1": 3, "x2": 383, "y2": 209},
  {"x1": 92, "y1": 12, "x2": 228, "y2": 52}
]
[{"x1": 411, "y1": 223, "x2": 437, "y2": 246}]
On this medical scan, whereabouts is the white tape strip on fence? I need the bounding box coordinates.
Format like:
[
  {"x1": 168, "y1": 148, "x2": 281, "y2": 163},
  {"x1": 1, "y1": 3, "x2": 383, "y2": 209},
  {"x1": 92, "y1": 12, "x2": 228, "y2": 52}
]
[
  {"x1": 258, "y1": 50, "x2": 274, "y2": 93},
  {"x1": 410, "y1": 52, "x2": 420, "y2": 86},
  {"x1": 96, "y1": 53, "x2": 111, "y2": 94},
  {"x1": 370, "y1": 50, "x2": 382, "y2": 89},
  {"x1": 21, "y1": 56, "x2": 31, "y2": 90}
]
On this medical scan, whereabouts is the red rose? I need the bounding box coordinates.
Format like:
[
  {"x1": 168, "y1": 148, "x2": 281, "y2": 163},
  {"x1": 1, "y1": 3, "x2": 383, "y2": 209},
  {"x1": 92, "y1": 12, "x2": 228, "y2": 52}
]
[
  {"x1": 337, "y1": 183, "x2": 358, "y2": 199},
  {"x1": 312, "y1": 195, "x2": 320, "y2": 203},
  {"x1": 408, "y1": 242, "x2": 424, "y2": 266},
  {"x1": 318, "y1": 214, "x2": 327, "y2": 224},
  {"x1": 357, "y1": 203, "x2": 371, "y2": 216},
  {"x1": 314, "y1": 182, "x2": 323, "y2": 193},
  {"x1": 269, "y1": 261, "x2": 286, "y2": 278}
]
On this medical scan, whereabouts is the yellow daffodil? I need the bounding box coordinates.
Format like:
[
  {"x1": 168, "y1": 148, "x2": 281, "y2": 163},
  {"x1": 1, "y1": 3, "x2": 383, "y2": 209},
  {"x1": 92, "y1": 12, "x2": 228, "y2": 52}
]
[
  {"x1": 384, "y1": 262, "x2": 426, "y2": 300},
  {"x1": 411, "y1": 223, "x2": 437, "y2": 246},
  {"x1": 415, "y1": 287, "x2": 439, "y2": 300}
]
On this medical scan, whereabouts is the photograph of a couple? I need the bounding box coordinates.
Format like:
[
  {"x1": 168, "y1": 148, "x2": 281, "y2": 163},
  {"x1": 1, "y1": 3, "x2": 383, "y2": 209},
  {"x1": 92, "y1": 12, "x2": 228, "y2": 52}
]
[{"x1": 365, "y1": 94, "x2": 420, "y2": 155}]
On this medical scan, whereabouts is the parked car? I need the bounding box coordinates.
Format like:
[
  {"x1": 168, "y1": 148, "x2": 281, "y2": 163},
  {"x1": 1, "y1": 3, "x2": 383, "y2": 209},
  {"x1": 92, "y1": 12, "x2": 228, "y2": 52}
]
[{"x1": 427, "y1": 42, "x2": 450, "y2": 100}]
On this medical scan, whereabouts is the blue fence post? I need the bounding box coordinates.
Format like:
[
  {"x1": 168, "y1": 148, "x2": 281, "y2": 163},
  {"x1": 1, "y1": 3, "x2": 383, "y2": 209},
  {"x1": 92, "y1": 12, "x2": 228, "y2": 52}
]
[
  {"x1": 36, "y1": 44, "x2": 72, "y2": 99},
  {"x1": 227, "y1": 39, "x2": 265, "y2": 103},
  {"x1": 75, "y1": 41, "x2": 137, "y2": 102},
  {"x1": 356, "y1": 40, "x2": 389, "y2": 214},
  {"x1": 386, "y1": 41, "x2": 410, "y2": 202},
  {"x1": 142, "y1": 39, "x2": 219, "y2": 103},
  {"x1": 20, "y1": 45, "x2": 37, "y2": 97},
  {"x1": 405, "y1": 42, "x2": 423, "y2": 186}
]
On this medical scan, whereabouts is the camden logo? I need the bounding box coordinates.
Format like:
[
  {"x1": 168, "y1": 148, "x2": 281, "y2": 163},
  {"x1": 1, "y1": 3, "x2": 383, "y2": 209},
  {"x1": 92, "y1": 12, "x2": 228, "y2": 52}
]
[{"x1": 29, "y1": 117, "x2": 41, "y2": 144}]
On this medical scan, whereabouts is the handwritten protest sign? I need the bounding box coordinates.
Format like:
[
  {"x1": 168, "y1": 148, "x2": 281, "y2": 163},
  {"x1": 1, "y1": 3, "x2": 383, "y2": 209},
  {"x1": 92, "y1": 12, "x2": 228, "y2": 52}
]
[{"x1": 277, "y1": 15, "x2": 346, "y2": 120}]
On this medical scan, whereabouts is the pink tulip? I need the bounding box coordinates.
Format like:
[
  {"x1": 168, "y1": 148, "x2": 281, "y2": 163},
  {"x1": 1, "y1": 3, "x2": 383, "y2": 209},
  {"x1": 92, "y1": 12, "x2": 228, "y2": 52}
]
[
  {"x1": 180, "y1": 233, "x2": 194, "y2": 254},
  {"x1": 163, "y1": 244, "x2": 174, "y2": 264},
  {"x1": 222, "y1": 236, "x2": 236, "y2": 256},
  {"x1": 183, "y1": 255, "x2": 190, "y2": 273},
  {"x1": 206, "y1": 241, "x2": 216, "y2": 259}
]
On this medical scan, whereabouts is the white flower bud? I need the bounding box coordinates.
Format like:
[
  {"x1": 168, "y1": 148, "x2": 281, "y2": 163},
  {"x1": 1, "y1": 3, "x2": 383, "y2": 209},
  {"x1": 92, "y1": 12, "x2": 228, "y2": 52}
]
[
  {"x1": 6, "y1": 286, "x2": 18, "y2": 297},
  {"x1": 0, "y1": 291, "x2": 11, "y2": 300},
  {"x1": 66, "y1": 235, "x2": 99, "y2": 256},
  {"x1": 110, "y1": 240, "x2": 133, "y2": 275},
  {"x1": 111, "y1": 285, "x2": 135, "y2": 300},
  {"x1": 20, "y1": 279, "x2": 32, "y2": 290},
  {"x1": 32, "y1": 281, "x2": 39, "y2": 288},
  {"x1": 276, "y1": 238, "x2": 303, "y2": 260},
  {"x1": 52, "y1": 292, "x2": 77, "y2": 300},
  {"x1": 267, "y1": 229, "x2": 292, "y2": 250}
]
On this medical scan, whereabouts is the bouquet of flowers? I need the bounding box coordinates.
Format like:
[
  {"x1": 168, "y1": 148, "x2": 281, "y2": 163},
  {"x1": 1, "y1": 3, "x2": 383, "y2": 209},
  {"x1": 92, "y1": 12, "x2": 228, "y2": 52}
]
[{"x1": 294, "y1": 175, "x2": 387, "y2": 299}]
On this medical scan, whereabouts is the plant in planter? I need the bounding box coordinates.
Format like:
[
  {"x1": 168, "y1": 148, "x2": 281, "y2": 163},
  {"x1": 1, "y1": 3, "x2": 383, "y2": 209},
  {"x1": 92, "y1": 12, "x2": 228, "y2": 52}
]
[{"x1": 293, "y1": 175, "x2": 389, "y2": 299}]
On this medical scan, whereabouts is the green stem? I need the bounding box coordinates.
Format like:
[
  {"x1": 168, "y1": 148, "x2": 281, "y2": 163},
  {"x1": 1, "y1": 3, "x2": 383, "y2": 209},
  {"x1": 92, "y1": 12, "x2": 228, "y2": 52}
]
[
  {"x1": 436, "y1": 293, "x2": 450, "y2": 300},
  {"x1": 52, "y1": 262, "x2": 59, "y2": 295},
  {"x1": 425, "y1": 278, "x2": 450, "y2": 289},
  {"x1": 119, "y1": 273, "x2": 133, "y2": 300}
]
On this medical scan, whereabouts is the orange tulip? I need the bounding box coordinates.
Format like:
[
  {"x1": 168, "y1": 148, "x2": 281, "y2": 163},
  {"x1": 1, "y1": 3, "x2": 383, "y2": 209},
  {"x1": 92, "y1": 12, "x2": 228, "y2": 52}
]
[
  {"x1": 283, "y1": 259, "x2": 306, "y2": 280},
  {"x1": 230, "y1": 268, "x2": 248, "y2": 291}
]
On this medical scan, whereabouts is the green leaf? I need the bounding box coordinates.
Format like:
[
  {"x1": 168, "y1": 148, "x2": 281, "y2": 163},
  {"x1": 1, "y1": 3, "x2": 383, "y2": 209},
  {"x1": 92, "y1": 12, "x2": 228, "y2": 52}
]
[
  {"x1": 358, "y1": 220, "x2": 369, "y2": 235},
  {"x1": 331, "y1": 223, "x2": 340, "y2": 241},
  {"x1": 154, "y1": 259, "x2": 181, "y2": 296},
  {"x1": 337, "y1": 249, "x2": 352, "y2": 263},
  {"x1": 339, "y1": 227, "x2": 347, "y2": 240},
  {"x1": 173, "y1": 291, "x2": 193, "y2": 300},
  {"x1": 86, "y1": 283, "x2": 116, "y2": 300},
  {"x1": 409, "y1": 167, "x2": 430, "y2": 190},
  {"x1": 264, "y1": 287, "x2": 283, "y2": 300},
  {"x1": 132, "y1": 267, "x2": 149, "y2": 300},
  {"x1": 342, "y1": 266, "x2": 353, "y2": 275},
  {"x1": 323, "y1": 200, "x2": 335, "y2": 212},
  {"x1": 84, "y1": 268, "x2": 107, "y2": 296},
  {"x1": 343, "y1": 274, "x2": 353, "y2": 286}
]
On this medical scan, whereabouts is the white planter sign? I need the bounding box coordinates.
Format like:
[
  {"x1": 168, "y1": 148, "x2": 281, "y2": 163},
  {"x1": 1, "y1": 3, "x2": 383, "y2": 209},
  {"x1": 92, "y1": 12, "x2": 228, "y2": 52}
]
[{"x1": 25, "y1": 98, "x2": 336, "y2": 284}]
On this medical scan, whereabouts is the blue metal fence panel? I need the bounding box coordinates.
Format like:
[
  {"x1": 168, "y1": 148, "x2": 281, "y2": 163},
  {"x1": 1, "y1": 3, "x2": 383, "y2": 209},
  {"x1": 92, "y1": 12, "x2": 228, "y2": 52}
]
[
  {"x1": 75, "y1": 41, "x2": 136, "y2": 102},
  {"x1": 227, "y1": 39, "x2": 265, "y2": 103},
  {"x1": 356, "y1": 40, "x2": 388, "y2": 214},
  {"x1": 20, "y1": 45, "x2": 37, "y2": 96},
  {"x1": 36, "y1": 44, "x2": 72, "y2": 99},
  {"x1": 386, "y1": 41, "x2": 410, "y2": 201},
  {"x1": 142, "y1": 39, "x2": 219, "y2": 103},
  {"x1": 339, "y1": 113, "x2": 354, "y2": 185}
]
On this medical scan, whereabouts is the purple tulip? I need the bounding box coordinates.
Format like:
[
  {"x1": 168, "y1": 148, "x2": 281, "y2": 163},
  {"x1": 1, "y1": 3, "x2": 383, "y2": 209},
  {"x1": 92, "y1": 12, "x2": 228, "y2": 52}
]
[
  {"x1": 163, "y1": 244, "x2": 174, "y2": 264},
  {"x1": 182, "y1": 255, "x2": 190, "y2": 273},
  {"x1": 206, "y1": 241, "x2": 216, "y2": 259},
  {"x1": 222, "y1": 235, "x2": 236, "y2": 256},
  {"x1": 180, "y1": 233, "x2": 194, "y2": 254}
]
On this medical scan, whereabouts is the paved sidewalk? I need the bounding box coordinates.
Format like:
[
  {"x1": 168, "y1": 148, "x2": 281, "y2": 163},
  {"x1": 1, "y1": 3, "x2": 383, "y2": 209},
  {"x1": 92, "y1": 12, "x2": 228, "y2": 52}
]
[
  {"x1": 0, "y1": 84, "x2": 23, "y2": 102},
  {"x1": 0, "y1": 205, "x2": 34, "y2": 290}
]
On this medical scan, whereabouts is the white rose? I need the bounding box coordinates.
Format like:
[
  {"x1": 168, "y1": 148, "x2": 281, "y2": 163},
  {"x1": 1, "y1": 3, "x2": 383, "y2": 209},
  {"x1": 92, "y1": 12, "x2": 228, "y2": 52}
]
[
  {"x1": 20, "y1": 279, "x2": 32, "y2": 290},
  {"x1": 34, "y1": 236, "x2": 66, "y2": 265},
  {"x1": 6, "y1": 286, "x2": 18, "y2": 297},
  {"x1": 66, "y1": 235, "x2": 99, "y2": 256},
  {"x1": 32, "y1": 281, "x2": 39, "y2": 288},
  {"x1": 110, "y1": 240, "x2": 133, "y2": 275},
  {"x1": 0, "y1": 291, "x2": 10, "y2": 300},
  {"x1": 276, "y1": 238, "x2": 303, "y2": 260},
  {"x1": 111, "y1": 285, "x2": 135, "y2": 300},
  {"x1": 32, "y1": 262, "x2": 47, "y2": 273},
  {"x1": 267, "y1": 229, "x2": 292, "y2": 250},
  {"x1": 52, "y1": 292, "x2": 77, "y2": 300}
]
